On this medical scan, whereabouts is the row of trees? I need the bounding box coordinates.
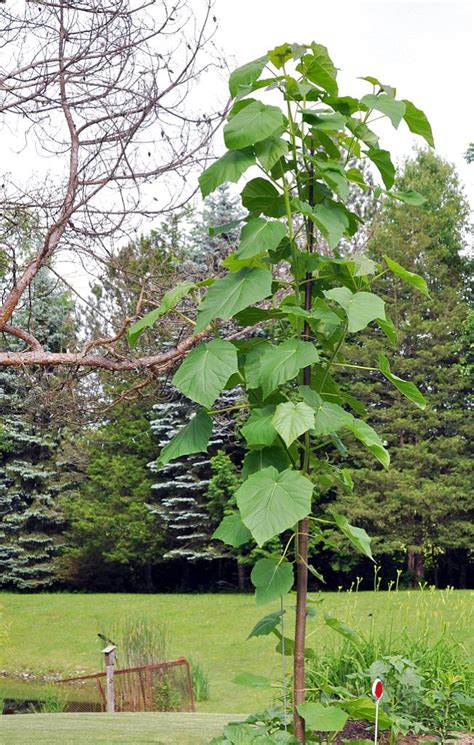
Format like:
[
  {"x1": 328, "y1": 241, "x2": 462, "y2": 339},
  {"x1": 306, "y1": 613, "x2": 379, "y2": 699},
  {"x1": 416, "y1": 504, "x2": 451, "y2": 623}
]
[{"x1": 0, "y1": 152, "x2": 472, "y2": 591}]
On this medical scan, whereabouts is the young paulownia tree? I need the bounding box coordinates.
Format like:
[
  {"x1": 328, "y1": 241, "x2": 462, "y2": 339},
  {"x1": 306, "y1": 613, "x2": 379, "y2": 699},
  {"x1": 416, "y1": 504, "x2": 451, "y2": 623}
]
[{"x1": 129, "y1": 42, "x2": 433, "y2": 742}]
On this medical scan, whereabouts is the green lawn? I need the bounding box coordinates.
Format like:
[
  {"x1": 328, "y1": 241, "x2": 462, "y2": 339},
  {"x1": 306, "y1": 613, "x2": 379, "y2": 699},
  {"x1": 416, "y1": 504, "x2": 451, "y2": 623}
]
[
  {"x1": 0, "y1": 712, "x2": 237, "y2": 744},
  {"x1": 0, "y1": 589, "x2": 472, "y2": 715}
]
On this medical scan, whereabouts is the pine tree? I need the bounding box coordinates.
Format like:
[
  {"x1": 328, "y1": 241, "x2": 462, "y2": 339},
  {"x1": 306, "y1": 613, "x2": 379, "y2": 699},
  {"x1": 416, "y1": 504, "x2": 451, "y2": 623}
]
[
  {"x1": 0, "y1": 270, "x2": 77, "y2": 589},
  {"x1": 148, "y1": 391, "x2": 236, "y2": 564},
  {"x1": 331, "y1": 150, "x2": 473, "y2": 586}
]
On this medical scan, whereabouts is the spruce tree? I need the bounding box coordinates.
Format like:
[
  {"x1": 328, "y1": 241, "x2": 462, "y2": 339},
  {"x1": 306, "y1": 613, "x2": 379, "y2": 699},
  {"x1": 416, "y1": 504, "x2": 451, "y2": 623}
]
[
  {"x1": 0, "y1": 270, "x2": 77, "y2": 589},
  {"x1": 148, "y1": 391, "x2": 236, "y2": 565}
]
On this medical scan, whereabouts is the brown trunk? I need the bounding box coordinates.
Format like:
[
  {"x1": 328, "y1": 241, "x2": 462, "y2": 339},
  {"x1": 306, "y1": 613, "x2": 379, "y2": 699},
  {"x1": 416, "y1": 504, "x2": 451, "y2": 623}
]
[
  {"x1": 407, "y1": 549, "x2": 424, "y2": 587},
  {"x1": 293, "y1": 146, "x2": 315, "y2": 744},
  {"x1": 237, "y1": 562, "x2": 245, "y2": 591},
  {"x1": 293, "y1": 517, "x2": 309, "y2": 742}
]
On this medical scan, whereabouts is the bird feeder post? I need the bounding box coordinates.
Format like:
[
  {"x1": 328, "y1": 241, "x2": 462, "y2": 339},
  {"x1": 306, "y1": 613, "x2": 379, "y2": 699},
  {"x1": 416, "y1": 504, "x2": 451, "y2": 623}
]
[{"x1": 102, "y1": 643, "x2": 117, "y2": 713}]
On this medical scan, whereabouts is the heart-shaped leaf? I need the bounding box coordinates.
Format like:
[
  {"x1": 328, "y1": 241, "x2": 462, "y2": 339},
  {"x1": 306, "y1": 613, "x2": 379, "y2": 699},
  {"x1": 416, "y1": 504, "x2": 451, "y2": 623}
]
[
  {"x1": 250, "y1": 557, "x2": 294, "y2": 606},
  {"x1": 195, "y1": 267, "x2": 272, "y2": 333},
  {"x1": 173, "y1": 339, "x2": 238, "y2": 408},
  {"x1": 236, "y1": 466, "x2": 313, "y2": 546},
  {"x1": 297, "y1": 702, "x2": 349, "y2": 733},
  {"x1": 272, "y1": 401, "x2": 315, "y2": 447}
]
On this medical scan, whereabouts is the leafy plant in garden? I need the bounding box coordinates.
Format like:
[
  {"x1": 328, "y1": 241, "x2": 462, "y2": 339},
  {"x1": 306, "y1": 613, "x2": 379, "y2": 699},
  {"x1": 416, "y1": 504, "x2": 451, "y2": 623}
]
[
  {"x1": 305, "y1": 616, "x2": 473, "y2": 741},
  {"x1": 129, "y1": 41, "x2": 432, "y2": 742}
]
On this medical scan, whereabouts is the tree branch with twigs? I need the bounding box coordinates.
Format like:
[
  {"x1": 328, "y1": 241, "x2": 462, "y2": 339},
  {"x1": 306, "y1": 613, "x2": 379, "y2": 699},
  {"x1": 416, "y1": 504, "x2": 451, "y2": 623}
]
[{"x1": 0, "y1": 0, "x2": 226, "y2": 376}]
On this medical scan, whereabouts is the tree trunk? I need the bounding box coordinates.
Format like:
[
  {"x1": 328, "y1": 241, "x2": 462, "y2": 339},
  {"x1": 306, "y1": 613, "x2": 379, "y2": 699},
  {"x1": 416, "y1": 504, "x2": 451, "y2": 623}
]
[
  {"x1": 293, "y1": 517, "x2": 309, "y2": 742},
  {"x1": 237, "y1": 562, "x2": 245, "y2": 591},
  {"x1": 407, "y1": 549, "x2": 424, "y2": 586},
  {"x1": 293, "y1": 148, "x2": 315, "y2": 744}
]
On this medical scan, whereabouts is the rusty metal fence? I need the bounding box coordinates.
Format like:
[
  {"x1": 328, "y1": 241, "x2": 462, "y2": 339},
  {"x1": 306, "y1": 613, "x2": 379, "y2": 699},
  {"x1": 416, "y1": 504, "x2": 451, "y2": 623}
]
[{"x1": 56, "y1": 657, "x2": 194, "y2": 713}]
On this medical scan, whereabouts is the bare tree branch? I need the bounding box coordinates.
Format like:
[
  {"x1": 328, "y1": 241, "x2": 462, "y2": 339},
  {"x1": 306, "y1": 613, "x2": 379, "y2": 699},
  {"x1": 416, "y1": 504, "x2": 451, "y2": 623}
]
[
  {"x1": 0, "y1": 330, "x2": 207, "y2": 371},
  {"x1": 0, "y1": 0, "x2": 226, "y2": 376}
]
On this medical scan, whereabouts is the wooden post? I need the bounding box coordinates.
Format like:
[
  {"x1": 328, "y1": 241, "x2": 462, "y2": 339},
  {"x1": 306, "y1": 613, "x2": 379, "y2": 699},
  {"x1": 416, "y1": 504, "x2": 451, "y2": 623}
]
[{"x1": 102, "y1": 643, "x2": 117, "y2": 713}]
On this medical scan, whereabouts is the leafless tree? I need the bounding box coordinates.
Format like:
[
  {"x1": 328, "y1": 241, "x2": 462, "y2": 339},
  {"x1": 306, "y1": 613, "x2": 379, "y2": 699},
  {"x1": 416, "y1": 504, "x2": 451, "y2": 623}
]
[{"x1": 0, "y1": 0, "x2": 226, "y2": 377}]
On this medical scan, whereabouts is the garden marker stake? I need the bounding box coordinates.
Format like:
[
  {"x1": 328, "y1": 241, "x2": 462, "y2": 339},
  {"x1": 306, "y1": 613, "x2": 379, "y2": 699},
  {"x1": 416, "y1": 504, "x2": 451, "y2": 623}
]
[
  {"x1": 372, "y1": 677, "x2": 384, "y2": 745},
  {"x1": 140, "y1": 40, "x2": 432, "y2": 743}
]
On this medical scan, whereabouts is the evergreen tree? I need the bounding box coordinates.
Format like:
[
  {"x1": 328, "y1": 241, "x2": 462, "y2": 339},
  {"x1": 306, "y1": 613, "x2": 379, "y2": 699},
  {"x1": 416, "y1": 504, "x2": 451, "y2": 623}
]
[
  {"x1": 188, "y1": 183, "x2": 244, "y2": 271},
  {"x1": 148, "y1": 391, "x2": 236, "y2": 565},
  {"x1": 60, "y1": 399, "x2": 164, "y2": 591},
  {"x1": 0, "y1": 270, "x2": 77, "y2": 589},
  {"x1": 331, "y1": 150, "x2": 473, "y2": 586},
  {"x1": 147, "y1": 187, "x2": 244, "y2": 581}
]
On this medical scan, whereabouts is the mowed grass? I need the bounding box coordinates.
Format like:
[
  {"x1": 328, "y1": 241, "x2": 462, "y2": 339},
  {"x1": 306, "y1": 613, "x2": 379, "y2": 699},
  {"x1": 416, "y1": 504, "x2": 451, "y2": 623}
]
[
  {"x1": 0, "y1": 712, "x2": 236, "y2": 744},
  {"x1": 0, "y1": 589, "x2": 472, "y2": 715}
]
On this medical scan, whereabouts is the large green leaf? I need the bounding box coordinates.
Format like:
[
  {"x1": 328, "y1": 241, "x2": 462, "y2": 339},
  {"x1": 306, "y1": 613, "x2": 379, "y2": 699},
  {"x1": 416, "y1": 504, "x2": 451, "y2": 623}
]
[
  {"x1": 303, "y1": 111, "x2": 347, "y2": 131},
  {"x1": 402, "y1": 99, "x2": 434, "y2": 147},
  {"x1": 272, "y1": 401, "x2": 315, "y2": 447},
  {"x1": 341, "y1": 698, "x2": 392, "y2": 728},
  {"x1": 241, "y1": 178, "x2": 286, "y2": 217},
  {"x1": 241, "y1": 405, "x2": 278, "y2": 448},
  {"x1": 229, "y1": 56, "x2": 268, "y2": 97},
  {"x1": 300, "y1": 386, "x2": 351, "y2": 435},
  {"x1": 172, "y1": 339, "x2": 238, "y2": 408},
  {"x1": 224, "y1": 101, "x2": 284, "y2": 150},
  {"x1": 346, "y1": 118, "x2": 379, "y2": 148},
  {"x1": 324, "y1": 614, "x2": 364, "y2": 646},
  {"x1": 311, "y1": 402, "x2": 350, "y2": 437},
  {"x1": 237, "y1": 218, "x2": 287, "y2": 259},
  {"x1": 212, "y1": 514, "x2": 252, "y2": 548},
  {"x1": 366, "y1": 148, "x2": 395, "y2": 189},
  {"x1": 284, "y1": 301, "x2": 342, "y2": 338},
  {"x1": 297, "y1": 703, "x2": 348, "y2": 733},
  {"x1": 377, "y1": 353, "x2": 426, "y2": 410},
  {"x1": 303, "y1": 43, "x2": 338, "y2": 95},
  {"x1": 241, "y1": 447, "x2": 290, "y2": 479},
  {"x1": 346, "y1": 417, "x2": 390, "y2": 469},
  {"x1": 377, "y1": 317, "x2": 397, "y2": 345},
  {"x1": 353, "y1": 254, "x2": 378, "y2": 276},
  {"x1": 194, "y1": 267, "x2": 272, "y2": 333},
  {"x1": 360, "y1": 93, "x2": 406, "y2": 128},
  {"x1": 384, "y1": 255, "x2": 429, "y2": 296},
  {"x1": 255, "y1": 136, "x2": 289, "y2": 170},
  {"x1": 236, "y1": 466, "x2": 313, "y2": 546},
  {"x1": 389, "y1": 189, "x2": 426, "y2": 206},
  {"x1": 247, "y1": 609, "x2": 284, "y2": 639},
  {"x1": 324, "y1": 287, "x2": 385, "y2": 333},
  {"x1": 156, "y1": 409, "x2": 212, "y2": 466},
  {"x1": 199, "y1": 148, "x2": 255, "y2": 198},
  {"x1": 250, "y1": 557, "x2": 294, "y2": 606},
  {"x1": 246, "y1": 339, "x2": 319, "y2": 399},
  {"x1": 313, "y1": 203, "x2": 350, "y2": 249},
  {"x1": 330, "y1": 511, "x2": 373, "y2": 560},
  {"x1": 128, "y1": 281, "x2": 195, "y2": 347}
]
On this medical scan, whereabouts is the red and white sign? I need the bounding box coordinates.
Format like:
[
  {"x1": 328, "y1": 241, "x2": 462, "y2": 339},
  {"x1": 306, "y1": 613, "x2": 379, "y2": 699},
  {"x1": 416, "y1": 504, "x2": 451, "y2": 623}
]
[{"x1": 372, "y1": 678, "x2": 384, "y2": 701}]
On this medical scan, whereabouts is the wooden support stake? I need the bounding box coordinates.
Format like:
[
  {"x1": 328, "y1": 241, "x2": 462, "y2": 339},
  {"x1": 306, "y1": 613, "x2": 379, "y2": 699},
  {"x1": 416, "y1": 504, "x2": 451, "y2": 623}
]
[{"x1": 102, "y1": 644, "x2": 117, "y2": 713}]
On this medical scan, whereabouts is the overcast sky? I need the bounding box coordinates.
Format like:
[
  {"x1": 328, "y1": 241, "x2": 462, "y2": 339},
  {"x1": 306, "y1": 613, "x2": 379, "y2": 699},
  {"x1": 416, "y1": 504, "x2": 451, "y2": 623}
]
[{"x1": 212, "y1": 0, "x2": 474, "y2": 206}]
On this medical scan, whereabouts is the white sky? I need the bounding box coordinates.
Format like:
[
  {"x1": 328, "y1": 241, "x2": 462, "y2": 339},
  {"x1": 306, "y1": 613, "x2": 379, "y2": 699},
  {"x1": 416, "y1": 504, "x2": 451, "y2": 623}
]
[{"x1": 212, "y1": 0, "x2": 474, "y2": 205}]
